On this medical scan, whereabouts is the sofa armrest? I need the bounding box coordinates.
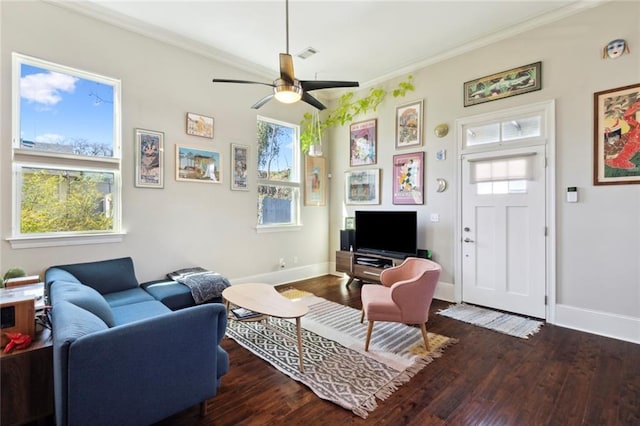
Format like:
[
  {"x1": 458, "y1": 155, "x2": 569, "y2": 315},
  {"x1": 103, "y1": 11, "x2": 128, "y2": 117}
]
[{"x1": 63, "y1": 303, "x2": 228, "y2": 425}]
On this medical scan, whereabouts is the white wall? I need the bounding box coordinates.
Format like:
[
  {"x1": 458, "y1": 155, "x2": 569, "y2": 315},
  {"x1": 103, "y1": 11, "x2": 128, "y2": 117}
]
[
  {"x1": 0, "y1": 1, "x2": 329, "y2": 283},
  {"x1": 328, "y1": 1, "x2": 639, "y2": 342}
]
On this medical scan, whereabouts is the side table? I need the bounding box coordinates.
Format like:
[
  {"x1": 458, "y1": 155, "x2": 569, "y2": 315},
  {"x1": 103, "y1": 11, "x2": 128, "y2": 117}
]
[{"x1": 1, "y1": 327, "x2": 54, "y2": 425}]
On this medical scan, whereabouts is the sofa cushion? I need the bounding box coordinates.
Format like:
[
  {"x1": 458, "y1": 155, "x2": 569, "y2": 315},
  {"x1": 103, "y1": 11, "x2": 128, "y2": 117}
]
[
  {"x1": 140, "y1": 280, "x2": 196, "y2": 310},
  {"x1": 49, "y1": 257, "x2": 140, "y2": 295},
  {"x1": 103, "y1": 287, "x2": 156, "y2": 307},
  {"x1": 111, "y1": 301, "x2": 171, "y2": 325},
  {"x1": 50, "y1": 281, "x2": 115, "y2": 327}
]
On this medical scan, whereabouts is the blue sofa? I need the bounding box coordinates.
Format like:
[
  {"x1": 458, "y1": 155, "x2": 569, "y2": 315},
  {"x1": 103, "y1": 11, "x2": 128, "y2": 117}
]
[{"x1": 45, "y1": 257, "x2": 229, "y2": 426}]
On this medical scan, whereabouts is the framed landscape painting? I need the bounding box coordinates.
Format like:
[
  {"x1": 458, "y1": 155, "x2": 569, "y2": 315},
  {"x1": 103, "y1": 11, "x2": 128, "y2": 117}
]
[
  {"x1": 350, "y1": 119, "x2": 377, "y2": 166},
  {"x1": 396, "y1": 100, "x2": 423, "y2": 148},
  {"x1": 345, "y1": 169, "x2": 380, "y2": 205},
  {"x1": 593, "y1": 83, "x2": 640, "y2": 185},
  {"x1": 392, "y1": 151, "x2": 424, "y2": 205},
  {"x1": 464, "y1": 62, "x2": 542, "y2": 107},
  {"x1": 175, "y1": 145, "x2": 221, "y2": 183},
  {"x1": 134, "y1": 128, "x2": 164, "y2": 188}
]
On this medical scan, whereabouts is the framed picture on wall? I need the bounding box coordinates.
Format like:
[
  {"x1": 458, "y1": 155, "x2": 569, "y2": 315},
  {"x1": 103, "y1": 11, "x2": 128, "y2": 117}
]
[
  {"x1": 186, "y1": 112, "x2": 214, "y2": 138},
  {"x1": 395, "y1": 100, "x2": 423, "y2": 148},
  {"x1": 349, "y1": 119, "x2": 377, "y2": 166},
  {"x1": 304, "y1": 156, "x2": 326, "y2": 206},
  {"x1": 392, "y1": 151, "x2": 424, "y2": 204},
  {"x1": 175, "y1": 145, "x2": 221, "y2": 183},
  {"x1": 463, "y1": 61, "x2": 542, "y2": 107},
  {"x1": 134, "y1": 128, "x2": 164, "y2": 189},
  {"x1": 593, "y1": 83, "x2": 640, "y2": 185},
  {"x1": 231, "y1": 144, "x2": 249, "y2": 190},
  {"x1": 345, "y1": 169, "x2": 380, "y2": 205}
]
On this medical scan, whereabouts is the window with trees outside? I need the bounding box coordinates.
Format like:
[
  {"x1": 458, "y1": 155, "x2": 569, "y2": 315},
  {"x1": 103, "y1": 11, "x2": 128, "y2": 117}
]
[
  {"x1": 10, "y1": 53, "x2": 122, "y2": 247},
  {"x1": 256, "y1": 116, "x2": 301, "y2": 229}
]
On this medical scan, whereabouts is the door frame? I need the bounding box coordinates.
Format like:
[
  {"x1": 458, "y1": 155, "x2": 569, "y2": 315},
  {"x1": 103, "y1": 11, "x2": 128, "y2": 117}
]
[{"x1": 454, "y1": 100, "x2": 557, "y2": 323}]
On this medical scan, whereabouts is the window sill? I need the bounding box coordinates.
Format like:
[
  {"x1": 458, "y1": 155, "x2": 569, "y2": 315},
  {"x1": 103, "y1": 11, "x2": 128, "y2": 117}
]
[
  {"x1": 255, "y1": 224, "x2": 302, "y2": 234},
  {"x1": 7, "y1": 232, "x2": 126, "y2": 249}
]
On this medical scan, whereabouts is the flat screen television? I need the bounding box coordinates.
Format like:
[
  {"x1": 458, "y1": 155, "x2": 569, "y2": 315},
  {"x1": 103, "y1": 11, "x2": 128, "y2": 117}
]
[{"x1": 354, "y1": 210, "x2": 417, "y2": 259}]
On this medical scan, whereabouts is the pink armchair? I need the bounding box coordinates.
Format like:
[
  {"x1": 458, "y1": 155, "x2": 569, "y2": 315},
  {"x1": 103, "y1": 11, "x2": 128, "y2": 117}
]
[{"x1": 360, "y1": 257, "x2": 441, "y2": 351}]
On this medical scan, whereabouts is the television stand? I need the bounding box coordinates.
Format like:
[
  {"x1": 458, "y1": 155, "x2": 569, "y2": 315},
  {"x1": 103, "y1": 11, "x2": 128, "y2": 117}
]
[{"x1": 335, "y1": 251, "x2": 404, "y2": 286}]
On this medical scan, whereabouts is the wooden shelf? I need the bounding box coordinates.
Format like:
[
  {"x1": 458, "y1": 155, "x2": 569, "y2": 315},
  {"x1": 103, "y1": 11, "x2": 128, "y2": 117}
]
[{"x1": 336, "y1": 251, "x2": 403, "y2": 286}]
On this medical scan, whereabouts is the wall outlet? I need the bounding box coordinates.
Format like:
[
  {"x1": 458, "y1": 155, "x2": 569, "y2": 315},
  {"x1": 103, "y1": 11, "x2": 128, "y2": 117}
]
[
  {"x1": 430, "y1": 213, "x2": 440, "y2": 222},
  {"x1": 279, "y1": 258, "x2": 286, "y2": 268}
]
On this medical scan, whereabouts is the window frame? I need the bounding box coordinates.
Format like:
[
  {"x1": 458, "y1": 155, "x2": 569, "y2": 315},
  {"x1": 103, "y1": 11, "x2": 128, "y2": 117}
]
[
  {"x1": 8, "y1": 53, "x2": 123, "y2": 248},
  {"x1": 255, "y1": 115, "x2": 302, "y2": 232}
]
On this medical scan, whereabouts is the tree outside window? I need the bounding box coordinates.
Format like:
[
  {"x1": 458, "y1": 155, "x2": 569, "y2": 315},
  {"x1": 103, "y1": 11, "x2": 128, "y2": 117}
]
[{"x1": 256, "y1": 116, "x2": 300, "y2": 227}]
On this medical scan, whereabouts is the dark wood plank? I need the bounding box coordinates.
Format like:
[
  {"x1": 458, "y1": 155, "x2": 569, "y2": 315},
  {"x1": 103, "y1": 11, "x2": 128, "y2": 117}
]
[{"x1": 158, "y1": 275, "x2": 640, "y2": 425}]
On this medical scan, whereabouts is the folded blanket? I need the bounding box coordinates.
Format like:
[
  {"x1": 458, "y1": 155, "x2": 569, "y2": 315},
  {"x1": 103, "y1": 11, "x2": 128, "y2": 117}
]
[{"x1": 167, "y1": 267, "x2": 230, "y2": 304}]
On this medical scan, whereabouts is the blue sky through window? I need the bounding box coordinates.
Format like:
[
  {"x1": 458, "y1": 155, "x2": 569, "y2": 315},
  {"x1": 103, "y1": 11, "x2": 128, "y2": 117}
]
[{"x1": 20, "y1": 64, "x2": 114, "y2": 151}]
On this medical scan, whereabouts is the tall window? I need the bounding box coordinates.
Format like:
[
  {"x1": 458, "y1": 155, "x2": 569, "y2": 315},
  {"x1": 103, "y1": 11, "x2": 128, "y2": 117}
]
[
  {"x1": 256, "y1": 116, "x2": 300, "y2": 228},
  {"x1": 11, "y1": 53, "x2": 121, "y2": 246}
]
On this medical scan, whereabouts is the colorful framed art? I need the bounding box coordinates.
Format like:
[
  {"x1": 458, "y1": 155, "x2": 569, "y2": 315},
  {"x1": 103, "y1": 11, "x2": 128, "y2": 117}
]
[
  {"x1": 349, "y1": 119, "x2": 377, "y2": 166},
  {"x1": 396, "y1": 100, "x2": 423, "y2": 148},
  {"x1": 134, "y1": 128, "x2": 164, "y2": 189},
  {"x1": 345, "y1": 169, "x2": 380, "y2": 205},
  {"x1": 304, "y1": 156, "x2": 326, "y2": 206},
  {"x1": 464, "y1": 62, "x2": 542, "y2": 107},
  {"x1": 593, "y1": 83, "x2": 640, "y2": 185},
  {"x1": 175, "y1": 145, "x2": 221, "y2": 183},
  {"x1": 392, "y1": 151, "x2": 424, "y2": 205},
  {"x1": 186, "y1": 112, "x2": 214, "y2": 138}
]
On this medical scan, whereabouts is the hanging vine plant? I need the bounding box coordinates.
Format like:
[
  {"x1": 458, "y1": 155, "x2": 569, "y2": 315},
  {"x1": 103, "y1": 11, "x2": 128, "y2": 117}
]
[{"x1": 300, "y1": 75, "x2": 415, "y2": 153}]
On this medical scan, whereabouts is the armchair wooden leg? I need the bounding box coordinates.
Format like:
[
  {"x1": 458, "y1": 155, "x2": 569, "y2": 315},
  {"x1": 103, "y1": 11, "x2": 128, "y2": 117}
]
[
  {"x1": 365, "y1": 320, "x2": 374, "y2": 351},
  {"x1": 420, "y1": 323, "x2": 430, "y2": 351},
  {"x1": 200, "y1": 399, "x2": 209, "y2": 417},
  {"x1": 360, "y1": 309, "x2": 365, "y2": 324}
]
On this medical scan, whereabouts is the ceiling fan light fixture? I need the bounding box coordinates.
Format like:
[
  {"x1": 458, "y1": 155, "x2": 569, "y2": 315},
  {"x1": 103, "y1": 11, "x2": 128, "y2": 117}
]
[{"x1": 274, "y1": 84, "x2": 302, "y2": 104}]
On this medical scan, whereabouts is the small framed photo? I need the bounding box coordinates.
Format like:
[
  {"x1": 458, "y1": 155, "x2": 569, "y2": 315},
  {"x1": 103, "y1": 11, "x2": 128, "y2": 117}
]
[
  {"x1": 345, "y1": 169, "x2": 380, "y2": 205},
  {"x1": 231, "y1": 144, "x2": 249, "y2": 191},
  {"x1": 176, "y1": 145, "x2": 221, "y2": 183},
  {"x1": 396, "y1": 100, "x2": 423, "y2": 149},
  {"x1": 593, "y1": 83, "x2": 640, "y2": 185},
  {"x1": 350, "y1": 119, "x2": 377, "y2": 166},
  {"x1": 464, "y1": 61, "x2": 542, "y2": 107},
  {"x1": 304, "y1": 156, "x2": 326, "y2": 206},
  {"x1": 345, "y1": 217, "x2": 355, "y2": 230},
  {"x1": 134, "y1": 128, "x2": 164, "y2": 189},
  {"x1": 393, "y1": 151, "x2": 425, "y2": 205},
  {"x1": 186, "y1": 112, "x2": 214, "y2": 138}
]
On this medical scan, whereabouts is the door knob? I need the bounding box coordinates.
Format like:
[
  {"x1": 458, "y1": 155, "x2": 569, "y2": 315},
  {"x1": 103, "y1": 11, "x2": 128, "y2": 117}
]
[{"x1": 463, "y1": 238, "x2": 475, "y2": 243}]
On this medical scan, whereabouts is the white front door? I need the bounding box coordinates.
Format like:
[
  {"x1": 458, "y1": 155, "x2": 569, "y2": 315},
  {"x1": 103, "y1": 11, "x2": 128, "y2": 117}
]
[{"x1": 461, "y1": 145, "x2": 547, "y2": 318}]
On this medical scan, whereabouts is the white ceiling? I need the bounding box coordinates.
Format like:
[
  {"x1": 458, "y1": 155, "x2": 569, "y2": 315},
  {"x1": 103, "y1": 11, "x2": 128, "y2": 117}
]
[{"x1": 69, "y1": 1, "x2": 600, "y2": 88}]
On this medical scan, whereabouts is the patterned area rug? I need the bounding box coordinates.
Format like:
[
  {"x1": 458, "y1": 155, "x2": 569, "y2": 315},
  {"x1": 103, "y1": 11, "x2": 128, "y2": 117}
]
[
  {"x1": 226, "y1": 295, "x2": 457, "y2": 418},
  {"x1": 437, "y1": 303, "x2": 543, "y2": 339}
]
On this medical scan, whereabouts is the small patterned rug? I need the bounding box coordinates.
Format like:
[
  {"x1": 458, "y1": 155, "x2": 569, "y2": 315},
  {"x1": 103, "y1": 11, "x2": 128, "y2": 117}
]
[
  {"x1": 226, "y1": 295, "x2": 456, "y2": 418},
  {"x1": 437, "y1": 303, "x2": 543, "y2": 339}
]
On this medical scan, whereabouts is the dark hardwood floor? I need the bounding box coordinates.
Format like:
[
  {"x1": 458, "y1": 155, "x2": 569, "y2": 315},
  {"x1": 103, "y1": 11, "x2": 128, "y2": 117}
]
[{"x1": 161, "y1": 275, "x2": 640, "y2": 425}]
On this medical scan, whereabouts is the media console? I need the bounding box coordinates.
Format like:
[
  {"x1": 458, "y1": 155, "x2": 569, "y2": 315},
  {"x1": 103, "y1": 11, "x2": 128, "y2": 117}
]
[{"x1": 336, "y1": 251, "x2": 405, "y2": 286}]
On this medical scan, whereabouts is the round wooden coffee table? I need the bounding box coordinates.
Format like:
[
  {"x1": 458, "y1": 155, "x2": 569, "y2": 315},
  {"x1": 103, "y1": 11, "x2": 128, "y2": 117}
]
[{"x1": 222, "y1": 283, "x2": 309, "y2": 372}]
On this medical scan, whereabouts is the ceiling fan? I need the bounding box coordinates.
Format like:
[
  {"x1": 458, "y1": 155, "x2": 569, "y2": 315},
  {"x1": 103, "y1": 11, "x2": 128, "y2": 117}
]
[{"x1": 212, "y1": 0, "x2": 359, "y2": 110}]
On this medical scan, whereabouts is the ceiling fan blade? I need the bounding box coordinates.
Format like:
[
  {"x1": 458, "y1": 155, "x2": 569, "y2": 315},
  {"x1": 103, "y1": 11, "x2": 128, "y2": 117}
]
[
  {"x1": 301, "y1": 92, "x2": 326, "y2": 110},
  {"x1": 251, "y1": 94, "x2": 274, "y2": 109},
  {"x1": 279, "y1": 53, "x2": 295, "y2": 83},
  {"x1": 212, "y1": 78, "x2": 274, "y2": 88},
  {"x1": 300, "y1": 80, "x2": 360, "y2": 92}
]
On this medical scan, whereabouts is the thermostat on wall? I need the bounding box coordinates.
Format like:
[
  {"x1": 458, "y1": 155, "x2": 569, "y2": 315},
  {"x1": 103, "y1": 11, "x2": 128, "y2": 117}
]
[{"x1": 567, "y1": 187, "x2": 578, "y2": 203}]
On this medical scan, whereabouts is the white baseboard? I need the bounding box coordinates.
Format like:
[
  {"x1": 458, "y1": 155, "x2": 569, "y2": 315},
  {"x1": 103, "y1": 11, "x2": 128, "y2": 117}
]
[
  {"x1": 554, "y1": 304, "x2": 640, "y2": 344},
  {"x1": 231, "y1": 262, "x2": 330, "y2": 287},
  {"x1": 434, "y1": 281, "x2": 455, "y2": 303}
]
